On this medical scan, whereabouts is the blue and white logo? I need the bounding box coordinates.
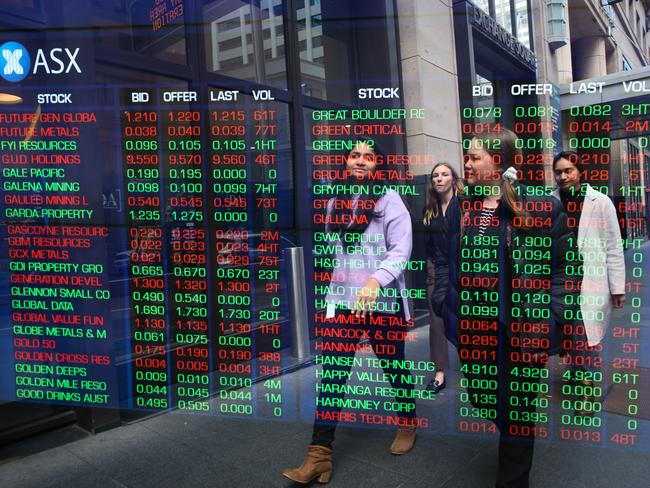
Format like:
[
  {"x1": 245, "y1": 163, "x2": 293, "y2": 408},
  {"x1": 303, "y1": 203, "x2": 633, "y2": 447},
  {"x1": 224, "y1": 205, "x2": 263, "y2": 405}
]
[{"x1": 0, "y1": 41, "x2": 30, "y2": 82}]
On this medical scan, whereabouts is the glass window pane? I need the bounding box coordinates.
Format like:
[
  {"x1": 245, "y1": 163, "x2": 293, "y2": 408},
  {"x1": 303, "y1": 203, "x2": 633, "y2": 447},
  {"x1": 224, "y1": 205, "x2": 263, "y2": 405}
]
[
  {"x1": 474, "y1": 0, "x2": 489, "y2": 12},
  {"x1": 494, "y1": 0, "x2": 513, "y2": 34},
  {"x1": 0, "y1": 0, "x2": 37, "y2": 10},
  {"x1": 203, "y1": 0, "x2": 287, "y2": 89},
  {"x1": 297, "y1": 1, "x2": 400, "y2": 104},
  {"x1": 296, "y1": 0, "x2": 332, "y2": 100},
  {"x1": 92, "y1": 0, "x2": 187, "y2": 65},
  {"x1": 515, "y1": 0, "x2": 531, "y2": 49},
  {"x1": 94, "y1": 65, "x2": 189, "y2": 180}
]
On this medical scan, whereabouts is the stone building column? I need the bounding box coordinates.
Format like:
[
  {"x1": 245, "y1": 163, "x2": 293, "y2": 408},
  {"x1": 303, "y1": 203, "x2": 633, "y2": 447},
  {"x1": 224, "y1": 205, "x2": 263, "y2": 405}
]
[
  {"x1": 556, "y1": 43, "x2": 573, "y2": 85},
  {"x1": 550, "y1": 0, "x2": 573, "y2": 85},
  {"x1": 396, "y1": 0, "x2": 461, "y2": 176},
  {"x1": 572, "y1": 35, "x2": 607, "y2": 80}
]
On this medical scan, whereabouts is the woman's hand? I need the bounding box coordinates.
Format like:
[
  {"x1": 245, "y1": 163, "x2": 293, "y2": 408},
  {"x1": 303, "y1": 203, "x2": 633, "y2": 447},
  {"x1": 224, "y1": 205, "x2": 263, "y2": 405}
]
[
  {"x1": 352, "y1": 278, "x2": 381, "y2": 318},
  {"x1": 612, "y1": 294, "x2": 626, "y2": 309}
]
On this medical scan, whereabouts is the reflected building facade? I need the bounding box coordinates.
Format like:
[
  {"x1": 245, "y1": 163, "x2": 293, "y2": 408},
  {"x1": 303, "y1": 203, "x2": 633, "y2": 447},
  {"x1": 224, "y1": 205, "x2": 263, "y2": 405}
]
[{"x1": 0, "y1": 0, "x2": 648, "y2": 445}]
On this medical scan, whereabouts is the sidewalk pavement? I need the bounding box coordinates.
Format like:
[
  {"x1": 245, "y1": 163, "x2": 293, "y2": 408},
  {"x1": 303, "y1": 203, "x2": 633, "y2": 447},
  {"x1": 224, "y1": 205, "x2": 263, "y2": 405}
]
[
  {"x1": 2, "y1": 243, "x2": 650, "y2": 487},
  {"x1": 1, "y1": 330, "x2": 649, "y2": 488}
]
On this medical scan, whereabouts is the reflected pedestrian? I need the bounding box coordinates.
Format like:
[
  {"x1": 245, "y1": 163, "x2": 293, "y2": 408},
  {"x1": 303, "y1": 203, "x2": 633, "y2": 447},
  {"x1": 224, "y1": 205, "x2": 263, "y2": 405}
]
[
  {"x1": 444, "y1": 129, "x2": 579, "y2": 488},
  {"x1": 282, "y1": 140, "x2": 418, "y2": 484},
  {"x1": 552, "y1": 150, "x2": 626, "y2": 341},
  {"x1": 422, "y1": 162, "x2": 464, "y2": 393},
  {"x1": 552, "y1": 151, "x2": 626, "y2": 414}
]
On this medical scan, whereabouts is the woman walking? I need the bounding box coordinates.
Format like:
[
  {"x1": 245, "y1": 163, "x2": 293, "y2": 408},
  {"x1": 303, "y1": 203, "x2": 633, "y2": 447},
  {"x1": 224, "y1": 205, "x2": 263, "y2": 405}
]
[
  {"x1": 423, "y1": 163, "x2": 464, "y2": 393},
  {"x1": 282, "y1": 140, "x2": 418, "y2": 484},
  {"x1": 448, "y1": 129, "x2": 579, "y2": 488}
]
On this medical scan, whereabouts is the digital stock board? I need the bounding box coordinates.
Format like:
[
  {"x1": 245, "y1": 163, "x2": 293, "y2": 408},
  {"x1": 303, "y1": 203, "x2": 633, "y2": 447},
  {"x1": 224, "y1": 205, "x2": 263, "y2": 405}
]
[
  {"x1": 0, "y1": 20, "x2": 648, "y2": 455},
  {"x1": 0, "y1": 81, "x2": 295, "y2": 418}
]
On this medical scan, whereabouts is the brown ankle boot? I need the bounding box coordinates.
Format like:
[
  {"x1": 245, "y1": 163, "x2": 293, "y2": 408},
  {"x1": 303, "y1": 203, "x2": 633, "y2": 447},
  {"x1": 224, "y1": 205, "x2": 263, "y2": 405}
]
[
  {"x1": 390, "y1": 428, "x2": 416, "y2": 455},
  {"x1": 282, "y1": 445, "x2": 333, "y2": 484}
]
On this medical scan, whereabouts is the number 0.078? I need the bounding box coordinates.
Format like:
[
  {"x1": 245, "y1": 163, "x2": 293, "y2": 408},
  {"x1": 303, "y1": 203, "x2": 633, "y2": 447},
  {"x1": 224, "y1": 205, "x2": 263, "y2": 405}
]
[{"x1": 462, "y1": 106, "x2": 502, "y2": 118}]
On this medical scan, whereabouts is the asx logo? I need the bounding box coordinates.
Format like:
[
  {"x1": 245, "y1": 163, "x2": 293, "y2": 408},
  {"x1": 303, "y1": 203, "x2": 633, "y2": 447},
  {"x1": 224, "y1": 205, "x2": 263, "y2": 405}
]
[
  {"x1": 0, "y1": 41, "x2": 81, "y2": 83},
  {"x1": 1, "y1": 42, "x2": 30, "y2": 82}
]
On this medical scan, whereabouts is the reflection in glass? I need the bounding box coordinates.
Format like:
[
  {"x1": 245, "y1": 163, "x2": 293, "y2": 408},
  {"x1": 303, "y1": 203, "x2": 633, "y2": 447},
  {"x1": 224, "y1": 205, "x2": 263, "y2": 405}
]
[
  {"x1": 0, "y1": 0, "x2": 37, "y2": 10},
  {"x1": 625, "y1": 143, "x2": 647, "y2": 238},
  {"x1": 494, "y1": 0, "x2": 513, "y2": 34},
  {"x1": 94, "y1": 66, "x2": 188, "y2": 181},
  {"x1": 298, "y1": 1, "x2": 383, "y2": 105},
  {"x1": 474, "y1": 0, "x2": 489, "y2": 13},
  {"x1": 297, "y1": 0, "x2": 326, "y2": 98},
  {"x1": 92, "y1": 0, "x2": 187, "y2": 65},
  {"x1": 515, "y1": 0, "x2": 531, "y2": 48},
  {"x1": 203, "y1": 0, "x2": 287, "y2": 89}
]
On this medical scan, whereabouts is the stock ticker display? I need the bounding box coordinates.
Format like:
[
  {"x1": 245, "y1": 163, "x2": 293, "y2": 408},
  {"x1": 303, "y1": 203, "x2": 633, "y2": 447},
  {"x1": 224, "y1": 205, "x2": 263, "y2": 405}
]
[
  {"x1": 0, "y1": 75, "x2": 647, "y2": 451},
  {"x1": 0, "y1": 84, "x2": 294, "y2": 418}
]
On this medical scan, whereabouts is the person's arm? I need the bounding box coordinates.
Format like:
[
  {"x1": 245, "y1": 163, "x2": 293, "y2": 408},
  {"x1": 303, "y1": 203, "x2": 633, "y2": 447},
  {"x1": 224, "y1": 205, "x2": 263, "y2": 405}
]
[
  {"x1": 548, "y1": 196, "x2": 580, "y2": 326},
  {"x1": 353, "y1": 192, "x2": 412, "y2": 317},
  {"x1": 439, "y1": 197, "x2": 463, "y2": 345},
  {"x1": 424, "y1": 217, "x2": 436, "y2": 287},
  {"x1": 370, "y1": 192, "x2": 412, "y2": 287},
  {"x1": 601, "y1": 196, "x2": 626, "y2": 306}
]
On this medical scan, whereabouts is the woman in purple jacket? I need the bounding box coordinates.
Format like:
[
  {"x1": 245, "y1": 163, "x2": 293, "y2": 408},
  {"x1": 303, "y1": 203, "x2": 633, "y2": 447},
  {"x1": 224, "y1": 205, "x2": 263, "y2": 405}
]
[{"x1": 282, "y1": 140, "x2": 419, "y2": 484}]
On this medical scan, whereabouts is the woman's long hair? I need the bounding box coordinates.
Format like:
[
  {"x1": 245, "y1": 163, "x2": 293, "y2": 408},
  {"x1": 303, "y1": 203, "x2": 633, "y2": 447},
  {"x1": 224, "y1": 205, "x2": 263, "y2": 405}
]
[
  {"x1": 469, "y1": 128, "x2": 526, "y2": 227},
  {"x1": 327, "y1": 140, "x2": 389, "y2": 238},
  {"x1": 423, "y1": 162, "x2": 465, "y2": 225}
]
